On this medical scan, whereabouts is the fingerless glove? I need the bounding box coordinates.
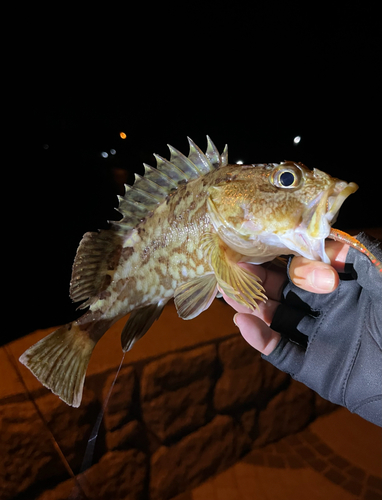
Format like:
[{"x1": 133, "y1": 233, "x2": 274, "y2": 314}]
[{"x1": 265, "y1": 233, "x2": 382, "y2": 426}]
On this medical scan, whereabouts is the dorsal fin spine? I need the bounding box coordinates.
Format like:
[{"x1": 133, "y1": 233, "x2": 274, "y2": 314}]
[
  {"x1": 117, "y1": 195, "x2": 147, "y2": 214},
  {"x1": 205, "y1": 135, "x2": 221, "y2": 167},
  {"x1": 116, "y1": 196, "x2": 147, "y2": 225},
  {"x1": 124, "y1": 184, "x2": 160, "y2": 207},
  {"x1": 133, "y1": 173, "x2": 169, "y2": 197},
  {"x1": 221, "y1": 144, "x2": 229, "y2": 166},
  {"x1": 154, "y1": 154, "x2": 188, "y2": 183},
  {"x1": 115, "y1": 137, "x2": 228, "y2": 226},
  {"x1": 132, "y1": 181, "x2": 163, "y2": 203},
  {"x1": 167, "y1": 145, "x2": 201, "y2": 179},
  {"x1": 143, "y1": 163, "x2": 178, "y2": 189},
  {"x1": 187, "y1": 137, "x2": 214, "y2": 174},
  {"x1": 111, "y1": 220, "x2": 134, "y2": 231}
]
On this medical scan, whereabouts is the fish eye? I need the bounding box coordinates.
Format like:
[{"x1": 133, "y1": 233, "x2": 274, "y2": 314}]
[
  {"x1": 279, "y1": 171, "x2": 295, "y2": 187},
  {"x1": 269, "y1": 163, "x2": 303, "y2": 189}
]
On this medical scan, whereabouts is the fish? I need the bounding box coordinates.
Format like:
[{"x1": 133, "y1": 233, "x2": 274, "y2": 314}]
[{"x1": 20, "y1": 135, "x2": 377, "y2": 407}]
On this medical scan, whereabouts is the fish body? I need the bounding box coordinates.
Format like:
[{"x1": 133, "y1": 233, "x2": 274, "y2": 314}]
[{"x1": 20, "y1": 137, "x2": 360, "y2": 407}]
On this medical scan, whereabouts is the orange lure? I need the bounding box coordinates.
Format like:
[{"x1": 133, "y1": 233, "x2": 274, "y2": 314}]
[{"x1": 328, "y1": 228, "x2": 382, "y2": 273}]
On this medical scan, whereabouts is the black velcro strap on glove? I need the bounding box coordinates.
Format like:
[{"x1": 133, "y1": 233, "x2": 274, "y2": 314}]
[{"x1": 270, "y1": 299, "x2": 309, "y2": 348}]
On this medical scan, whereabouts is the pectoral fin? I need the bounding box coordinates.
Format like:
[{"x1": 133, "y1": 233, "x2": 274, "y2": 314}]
[
  {"x1": 121, "y1": 302, "x2": 167, "y2": 352},
  {"x1": 204, "y1": 232, "x2": 267, "y2": 311},
  {"x1": 174, "y1": 274, "x2": 218, "y2": 319}
]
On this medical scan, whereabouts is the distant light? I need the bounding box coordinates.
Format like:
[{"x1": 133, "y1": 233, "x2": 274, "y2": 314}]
[
  {"x1": 101, "y1": 151, "x2": 108, "y2": 158},
  {"x1": 293, "y1": 136, "x2": 301, "y2": 145},
  {"x1": 236, "y1": 160, "x2": 244, "y2": 165},
  {"x1": 120, "y1": 132, "x2": 127, "y2": 139},
  {"x1": 43, "y1": 144, "x2": 49, "y2": 150},
  {"x1": 110, "y1": 149, "x2": 116, "y2": 155}
]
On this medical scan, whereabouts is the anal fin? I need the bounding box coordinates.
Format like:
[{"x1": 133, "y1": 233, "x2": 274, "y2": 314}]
[{"x1": 121, "y1": 302, "x2": 167, "y2": 352}]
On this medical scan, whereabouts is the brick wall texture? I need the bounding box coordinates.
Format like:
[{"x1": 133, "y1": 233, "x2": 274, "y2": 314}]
[{"x1": 0, "y1": 333, "x2": 336, "y2": 500}]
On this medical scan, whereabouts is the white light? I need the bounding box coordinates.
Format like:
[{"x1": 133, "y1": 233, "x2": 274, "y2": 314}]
[
  {"x1": 101, "y1": 151, "x2": 108, "y2": 158},
  {"x1": 236, "y1": 160, "x2": 244, "y2": 164},
  {"x1": 110, "y1": 149, "x2": 116, "y2": 155},
  {"x1": 293, "y1": 136, "x2": 301, "y2": 144}
]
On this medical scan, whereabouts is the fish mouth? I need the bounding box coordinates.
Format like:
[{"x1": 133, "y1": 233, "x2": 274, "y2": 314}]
[
  {"x1": 293, "y1": 180, "x2": 359, "y2": 263},
  {"x1": 306, "y1": 181, "x2": 359, "y2": 240},
  {"x1": 325, "y1": 181, "x2": 359, "y2": 225}
]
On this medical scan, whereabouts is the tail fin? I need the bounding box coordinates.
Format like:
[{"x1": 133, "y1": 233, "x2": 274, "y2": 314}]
[{"x1": 19, "y1": 323, "x2": 97, "y2": 407}]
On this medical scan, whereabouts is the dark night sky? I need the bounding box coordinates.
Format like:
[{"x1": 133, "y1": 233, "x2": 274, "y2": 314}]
[{"x1": 8, "y1": 5, "x2": 380, "y2": 343}]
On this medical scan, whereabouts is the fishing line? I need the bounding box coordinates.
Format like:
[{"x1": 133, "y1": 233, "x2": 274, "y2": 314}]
[
  {"x1": 80, "y1": 352, "x2": 126, "y2": 472},
  {"x1": 67, "y1": 352, "x2": 126, "y2": 500},
  {"x1": 3, "y1": 345, "x2": 87, "y2": 499},
  {"x1": 80, "y1": 352, "x2": 126, "y2": 473}
]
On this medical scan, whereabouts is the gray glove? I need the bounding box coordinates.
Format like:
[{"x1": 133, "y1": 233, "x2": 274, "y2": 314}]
[{"x1": 265, "y1": 233, "x2": 382, "y2": 427}]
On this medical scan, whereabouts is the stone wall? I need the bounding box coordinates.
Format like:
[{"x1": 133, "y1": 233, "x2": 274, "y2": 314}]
[{"x1": 1, "y1": 333, "x2": 336, "y2": 500}]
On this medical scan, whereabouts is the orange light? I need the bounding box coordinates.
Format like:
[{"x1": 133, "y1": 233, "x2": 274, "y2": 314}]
[{"x1": 120, "y1": 132, "x2": 127, "y2": 139}]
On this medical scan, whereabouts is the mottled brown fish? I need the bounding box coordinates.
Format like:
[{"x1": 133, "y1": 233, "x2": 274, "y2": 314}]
[{"x1": 21, "y1": 136, "x2": 371, "y2": 407}]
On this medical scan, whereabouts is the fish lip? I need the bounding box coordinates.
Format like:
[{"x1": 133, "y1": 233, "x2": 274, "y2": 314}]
[
  {"x1": 325, "y1": 181, "x2": 359, "y2": 224},
  {"x1": 295, "y1": 180, "x2": 359, "y2": 262},
  {"x1": 306, "y1": 181, "x2": 359, "y2": 238}
]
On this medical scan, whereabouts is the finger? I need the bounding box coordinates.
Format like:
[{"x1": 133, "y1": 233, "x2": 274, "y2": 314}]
[
  {"x1": 254, "y1": 298, "x2": 281, "y2": 326},
  {"x1": 289, "y1": 258, "x2": 339, "y2": 293},
  {"x1": 325, "y1": 240, "x2": 350, "y2": 271},
  {"x1": 288, "y1": 241, "x2": 350, "y2": 293},
  {"x1": 220, "y1": 288, "x2": 281, "y2": 323},
  {"x1": 237, "y1": 262, "x2": 287, "y2": 301},
  {"x1": 220, "y1": 290, "x2": 256, "y2": 314},
  {"x1": 234, "y1": 313, "x2": 281, "y2": 355}
]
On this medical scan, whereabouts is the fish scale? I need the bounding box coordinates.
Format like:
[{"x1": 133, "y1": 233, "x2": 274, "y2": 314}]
[{"x1": 20, "y1": 136, "x2": 376, "y2": 407}]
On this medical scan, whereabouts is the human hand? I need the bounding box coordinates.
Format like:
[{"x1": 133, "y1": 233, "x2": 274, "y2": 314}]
[
  {"x1": 222, "y1": 241, "x2": 348, "y2": 356},
  {"x1": 221, "y1": 234, "x2": 382, "y2": 426}
]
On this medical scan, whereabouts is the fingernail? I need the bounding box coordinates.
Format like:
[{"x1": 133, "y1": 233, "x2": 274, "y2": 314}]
[{"x1": 310, "y1": 268, "x2": 336, "y2": 292}]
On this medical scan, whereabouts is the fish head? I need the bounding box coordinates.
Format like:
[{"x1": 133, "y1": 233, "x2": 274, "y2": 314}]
[{"x1": 207, "y1": 162, "x2": 358, "y2": 263}]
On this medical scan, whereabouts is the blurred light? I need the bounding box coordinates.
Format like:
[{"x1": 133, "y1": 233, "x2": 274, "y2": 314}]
[
  {"x1": 293, "y1": 136, "x2": 301, "y2": 144},
  {"x1": 236, "y1": 160, "x2": 243, "y2": 164},
  {"x1": 101, "y1": 152, "x2": 108, "y2": 158},
  {"x1": 120, "y1": 132, "x2": 127, "y2": 139},
  {"x1": 110, "y1": 149, "x2": 116, "y2": 155},
  {"x1": 43, "y1": 144, "x2": 49, "y2": 150}
]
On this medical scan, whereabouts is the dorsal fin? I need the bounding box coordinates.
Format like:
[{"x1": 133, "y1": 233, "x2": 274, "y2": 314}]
[
  {"x1": 206, "y1": 135, "x2": 224, "y2": 168},
  {"x1": 70, "y1": 230, "x2": 123, "y2": 307},
  {"x1": 187, "y1": 137, "x2": 214, "y2": 174},
  {"x1": 70, "y1": 137, "x2": 227, "y2": 307},
  {"x1": 112, "y1": 136, "x2": 227, "y2": 230},
  {"x1": 167, "y1": 145, "x2": 201, "y2": 179}
]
